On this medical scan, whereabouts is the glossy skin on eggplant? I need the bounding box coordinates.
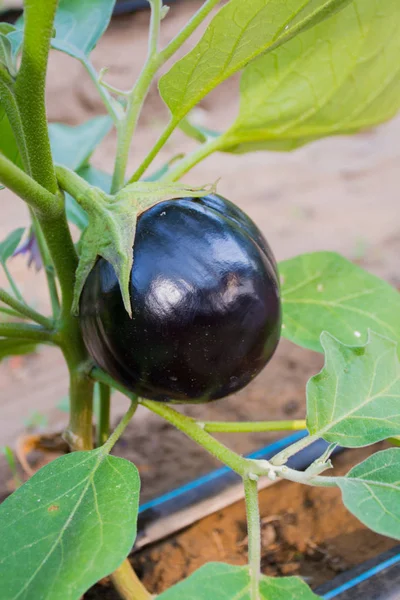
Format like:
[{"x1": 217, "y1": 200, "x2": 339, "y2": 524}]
[{"x1": 80, "y1": 194, "x2": 281, "y2": 402}]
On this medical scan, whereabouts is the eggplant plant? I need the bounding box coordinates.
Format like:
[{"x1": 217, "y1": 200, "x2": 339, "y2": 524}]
[{"x1": 0, "y1": 1, "x2": 399, "y2": 599}]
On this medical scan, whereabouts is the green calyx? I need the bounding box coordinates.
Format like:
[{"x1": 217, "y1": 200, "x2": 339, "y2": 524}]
[{"x1": 69, "y1": 179, "x2": 216, "y2": 317}]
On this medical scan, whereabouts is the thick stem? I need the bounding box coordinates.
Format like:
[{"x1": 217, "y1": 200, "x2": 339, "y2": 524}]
[
  {"x1": 0, "y1": 153, "x2": 61, "y2": 216},
  {"x1": 0, "y1": 288, "x2": 53, "y2": 328},
  {"x1": 64, "y1": 371, "x2": 94, "y2": 451},
  {"x1": 111, "y1": 0, "x2": 163, "y2": 193},
  {"x1": 96, "y1": 383, "x2": 111, "y2": 448},
  {"x1": 110, "y1": 561, "x2": 152, "y2": 600},
  {"x1": 0, "y1": 322, "x2": 54, "y2": 342},
  {"x1": 200, "y1": 419, "x2": 307, "y2": 433},
  {"x1": 244, "y1": 477, "x2": 261, "y2": 600},
  {"x1": 30, "y1": 212, "x2": 60, "y2": 317},
  {"x1": 14, "y1": 0, "x2": 58, "y2": 194}
]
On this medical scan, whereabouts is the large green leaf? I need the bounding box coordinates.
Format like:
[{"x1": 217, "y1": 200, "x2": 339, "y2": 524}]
[
  {"x1": 222, "y1": 0, "x2": 400, "y2": 152},
  {"x1": 0, "y1": 228, "x2": 25, "y2": 264},
  {"x1": 279, "y1": 252, "x2": 400, "y2": 356},
  {"x1": 158, "y1": 563, "x2": 320, "y2": 599},
  {"x1": 337, "y1": 449, "x2": 400, "y2": 540},
  {"x1": 307, "y1": 332, "x2": 400, "y2": 447},
  {"x1": 51, "y1": 0, "x2": 116, "y2": 60},
  {"x1": 159, "y1": 0, "x2": 352, "y2": 125},
  {"x1": 49, "y1": 116, "x2": 112, "y2": 171},
  {"x1": 0, "y1": 448, "x2": 140, "y2": 600}
]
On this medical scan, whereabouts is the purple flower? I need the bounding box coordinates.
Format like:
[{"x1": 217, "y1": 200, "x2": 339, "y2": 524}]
[{"x1": 13, "y1": 229, "x2": 43, "y2": 271}]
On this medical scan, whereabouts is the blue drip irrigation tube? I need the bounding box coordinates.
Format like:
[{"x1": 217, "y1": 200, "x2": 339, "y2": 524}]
[{"x1": 317, "y1": 546, "x2": 400, "y2": 599}]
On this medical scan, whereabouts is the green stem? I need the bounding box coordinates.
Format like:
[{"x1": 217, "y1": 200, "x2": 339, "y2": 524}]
[
  {"x1": 102, "y1": 397, "x2": 138, "y2": 454},
  {"x1": 244, "y1": 477, "x2": 261, "y2": 600},
  {"x1": 162, "y1": 135, "x2": 227, "y2": 182},
  {"x1": 0, "y1": 288, "x2": 53, "y2": 328},
  {"x1": 0, "y1": 307, "x2": 24, "y2": 319},
  {"x1": 0, "y1": 152, "x2": 62, "y2": 216},
  {"x1": 30, "y1": 212, "x2": 60, "y2": 317},
  {"x1": 96, "y1": 383, "x2": 111, "y2": 448},
  {"x1": 140, "y1": 399, "x2": 248, "y2": 475},
  {"x1": 55, "y1": 165, "x2": 95, "y2": 201},
  {"x1": 82, "y1": 59, "x2": 121, "y2": 124},
  {"x1": 158, "y1": 0, "x2": 222, "y2": 63},
  {"x1": 14, "y1": 0, "x2": 58, "y2": 194},
  {"x1": 0, "y1": 322, "x2": 54, "y2": 343},
  {"x1": 64, "y1": 372, "x2": 94, "y2": 451},
  {"x1": 110, "y1": 560, "x2": 151, "y2": 600},
  {"x1": 2, "y1": 263, "x2": 24, "y2": 302},
  {"x1": 111, "y1": 0, "x2": 163, "y2": 193},
  {"x1": 270, "y1": 433, "x2": 318, "y2": 466},
  {"x1": 199, "y1": 419, "x2": 307, "y2": 434},
  {"x1": 128, "y1": 118, "x2": 178, "y2": 183}
]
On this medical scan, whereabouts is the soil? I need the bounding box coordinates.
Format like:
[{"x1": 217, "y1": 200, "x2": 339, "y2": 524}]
[
  {"x1": 0, "y1": 2, "x2": 400, "y2": 596},
  {"x1": 84, "y1": 445, "x2": 397, "y2": 598}
]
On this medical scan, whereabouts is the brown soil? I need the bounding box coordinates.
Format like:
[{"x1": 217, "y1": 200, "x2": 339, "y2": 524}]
[{"x1": 85, "y1": 446, "x2": 396, "y2": 598}]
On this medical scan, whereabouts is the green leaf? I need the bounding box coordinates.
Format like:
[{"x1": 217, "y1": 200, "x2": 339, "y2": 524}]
[
  {"x1": 0, "y1": 228, "x2": 25, "y2": 264},
  {"x1": 0, "y1": 448, "x2": 140, "y2": 600},
  {"x1": 159, "y1": 0, "x2": 352, "y2": 125},
  {"x1": 307, "y1": 331, "x2": 400, "y2": 447},
  {"x1": 49, "y1": 116, "x2": 113, "y2": 171},
  {"x1": 0, "y1": 33, "x2": 17, "y2": 79},
  {"x1": 279, "y1": 252, "x2": 400, "y2": 356},
  {"x1": 0, "y1": 338, "x2": 38, "y2": 361},
  {"x1": 73, "y1": 182, "x2": 215, "y2": 316},
  {"x1": 157, "y1": 563, "x2": 320, "y2": 600},
  {"x1": 51, "y1": 0, "x2": 116, "y2": 60},
  {"x1": 223, "y1": 0, "x2": 400, "y2": 152},
  {"x1": 337, "y1": 449, "x2": 400, "y2": 540}
]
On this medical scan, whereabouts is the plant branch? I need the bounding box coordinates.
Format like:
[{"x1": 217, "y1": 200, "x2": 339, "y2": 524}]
[
  {"x1": 198, "y1": 419, "x2": 307, "y2": 433},
  {"x1": 270, "y1": 433, "x2": 319, "y2": 466},
  {"x1": 111, "y1": 0, "x2": 163, "y2": 193},
  {"x1": 90, "y1": 370, "x2": 333, "y2": 489},
  {"x1": 0, "y1": 288, "x2": 53, "y2": 328},
  {"x1": 102, "y1": 396, "x2": 138, "y2": 454},
  {"x1": 2, "y1": 263, "x2": 24, "y2": 303},
  {"x1": 110, "y1": 560, "x2": 152, "y2": 600},
  {"x1": 14, "y1": 0, "x2": 58, "y2": 193},
  {"x1": 128, "y1": 118, "x2": 178, "y2": 183},
  {"x1": 0, "y1": 322, "x2": 54, "y2": 343},
  {"x1": 82, "y1": 60, "x2": 122, "y2": 124},
  {"x1": 162, "y1": 135, "x2": 226, "y2": 181},
  {"x1": 244, "y1": 477, "x2": 261, "y2": 600},
  {"x1": 0, "y1": 152, "x2": 62, "y2": 216}
]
